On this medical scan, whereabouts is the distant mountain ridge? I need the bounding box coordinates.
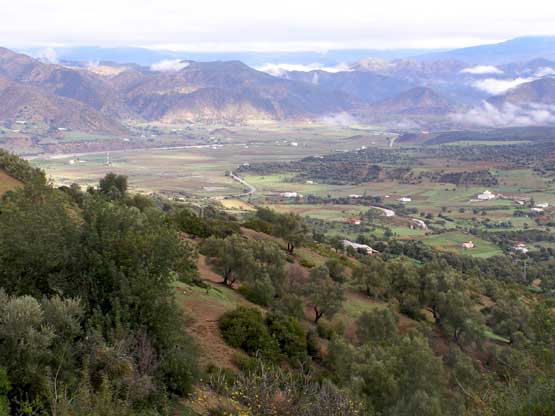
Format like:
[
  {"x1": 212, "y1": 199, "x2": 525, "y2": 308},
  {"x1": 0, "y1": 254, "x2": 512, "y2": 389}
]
[
  {"x1": 415, "y1": 36, "x2": 555, "y2": 64},
  {"x1": 2, "y1": 39, "x2": 555, "y2": 134}
]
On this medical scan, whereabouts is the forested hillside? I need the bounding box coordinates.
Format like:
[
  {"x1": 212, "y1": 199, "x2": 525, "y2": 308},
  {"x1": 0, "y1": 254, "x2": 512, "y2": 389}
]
[{"x1": 1, "y1": 153, "x2": 555, "y2": 415}]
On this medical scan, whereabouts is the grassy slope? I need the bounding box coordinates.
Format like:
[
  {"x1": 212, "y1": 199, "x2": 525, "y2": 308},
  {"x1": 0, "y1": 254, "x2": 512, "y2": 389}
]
[{"x1": 0, "y1": 169, "x2": 22, "y2": 195}]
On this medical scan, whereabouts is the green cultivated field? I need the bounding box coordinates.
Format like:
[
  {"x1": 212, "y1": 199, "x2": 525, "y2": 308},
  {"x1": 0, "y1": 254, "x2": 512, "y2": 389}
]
[{"x1": 418, "y1": 231, "x2": 502, "y2": 258}]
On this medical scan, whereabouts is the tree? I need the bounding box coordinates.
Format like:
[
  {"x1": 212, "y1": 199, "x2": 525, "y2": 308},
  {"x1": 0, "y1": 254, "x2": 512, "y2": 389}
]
[
  {"x1": 99, "y1": 173, "x2": 128, "y2": 199},
  {"x1": 325, "y1": 259, "x2": 347, "y2": 283},
  {"x1": 200, "y1": 235, "x2": 254, "y2": 287},
  {"x1": 356, "y1": 308, "x2": 399, "y2": 344},
  {"x1": 0, "y1": 182, "x2": 81, "y2": 297},
  {"x1": 275, "y1": 213, "x2": 308, "y2": 254},
  {"x1": 355, "y1": 335, "x2": 451, "y2": 415},
  {"x1": 306, "y1": 266, "x2": 345, "y2": 323},
  {"x1": 386, "y1": 257, "x2": 422, "y2": 317},
  {"x1": 353, "y1": 256, "x2": 389, "y2": 299}
]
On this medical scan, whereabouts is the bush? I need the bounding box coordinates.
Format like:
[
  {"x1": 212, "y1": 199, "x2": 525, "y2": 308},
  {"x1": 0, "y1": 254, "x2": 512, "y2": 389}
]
[
  {"x1": 266, "y1": 313, "x2": 307, "y2": 362},
  {"x1": 317, "y1": 321, "x2": 345, "y2": 340},
  {"x1": 0, "y1": 368, "x2": 9, "y2": 416},
  {"x1": 219, "y1": 308, "x2": 279, "y2": 360},
  {"x1": 242, "y1": 218, "x2": 273, "y2": 234},
  {"x1": 299, "y1": 258, "x2": 316, "y2": 268},
  {"x1": 238, "y1": 276, "x2": 275, "y2": 306},
  {"x1": 158, "y1": 344, "x2": 199, "y2": 396},
  {"x1": 271, "y1": 294, "x2": 305, "y2": 321},
  {"x1": 356, "y1": 308, "x2": 399, "y2": 344},
  {"x1": 306, "y1": 329, "x2": 320, "y2": 358}
]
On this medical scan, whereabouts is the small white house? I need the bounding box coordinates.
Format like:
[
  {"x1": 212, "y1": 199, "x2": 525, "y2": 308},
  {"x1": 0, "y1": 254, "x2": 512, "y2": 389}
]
[
  {"x1": 349, "y1": 194, "x2": 363, "y2": 199},
  {"x1": 531, "y1": 207, "x2": 544, "y2": 213},
  {"x1": 342, "y1": 240, "x2": 379, "y2": 255},
  {"x1": 398, "y1": 197, "x2": 412, "y2": 203},
  {"x1": 462, "y1": 241, "x2": 475, "y2": 249},
  {"x1": 305, "y1": 180, "x2": 314, "y2": 185},
  {"x1": 513, "y1": 243, "x2": 529, "y2": 254},
  {"x1": 280, "y1": 192, "x2": 301, "y2": 198},
  {"x1": 477, "y1": 190, "x2": 496, "y2": 200},
  {"x1": 411, "y1": 218, "x2": 428, "y2": 230},
  {"x1": 536, "y1": 203, "x2": 549, "y2": 209},
  {"x1": 290, "y1": 142, "x2": 299, "y2": 147}
]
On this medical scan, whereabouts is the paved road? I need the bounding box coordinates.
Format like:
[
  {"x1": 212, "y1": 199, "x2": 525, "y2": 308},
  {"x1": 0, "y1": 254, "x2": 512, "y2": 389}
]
[
  {"x1": 229, "y1": 171, "x2": 256, "y2": 197},
  {"x1": 370, "y1": 206, "x2": 396, "y2": 217}
]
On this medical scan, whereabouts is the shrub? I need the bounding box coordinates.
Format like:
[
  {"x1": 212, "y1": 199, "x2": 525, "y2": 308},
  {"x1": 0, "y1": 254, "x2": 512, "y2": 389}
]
[
  {"x1": 242, "y1": 218, "x2": 273, "y2": 234},
  {"x1": 266, "y1": 313, "x2": 307, "y2": 362},
  {"x1": 0, "y1": 368, "x2": 9, "y2": 416},
  {"x1": 299, "y1": 258, "x2": 315, "y2": 268},
  {"x1": 356, "y1": 308, "x2": 399, "y2": 344},
  {"x1": 219, "y1": 308, "x2": 279, "y2": 360},
  {"x1": 158, "y1": 344, "x2": 199, "y2": 396},
  {"x1": 238, "y1": 276, "x2": 275, "y2": 306}
]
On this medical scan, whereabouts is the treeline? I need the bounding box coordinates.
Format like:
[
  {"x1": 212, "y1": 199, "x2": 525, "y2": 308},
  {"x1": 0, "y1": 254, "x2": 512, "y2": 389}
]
[
  {"x1": 0, "y1": 166, "x2": 201, "y2": 414},
  {"x1": 0, "y1": 149, "x2": 45, "y2": 184}
]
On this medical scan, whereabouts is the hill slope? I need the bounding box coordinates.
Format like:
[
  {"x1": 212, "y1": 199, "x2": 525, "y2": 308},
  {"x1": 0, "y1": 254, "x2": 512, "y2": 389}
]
[{"x1": 0, "y1": 169, "x2": 22, "y2": 195}]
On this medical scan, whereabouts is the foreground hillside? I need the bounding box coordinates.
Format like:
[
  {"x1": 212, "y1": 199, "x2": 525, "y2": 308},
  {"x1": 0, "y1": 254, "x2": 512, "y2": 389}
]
[{"x1": 1, "y1": 151, "x2": 555, "y2": 415}]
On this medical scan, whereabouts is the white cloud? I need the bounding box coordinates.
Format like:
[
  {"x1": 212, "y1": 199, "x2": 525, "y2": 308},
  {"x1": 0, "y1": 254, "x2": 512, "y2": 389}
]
[
  {"x1": 150, "y1": 59, "x2": 190, "y2": 72},
  {"x1": 471, "y1": 77, "x2": 535, "y2": 95},
  {"x1": 319, "y1": 112, "x2": 359, "y2": 127},
  {"x1": 535, "y1": 67, "x2": 555, "y2": 77},
  {"x1": 460, "y1": 65, "x2": 503, "y2": 75},
  {"x1": 451, "y1": 101, "x2": 555, "y2": 127},
  {"x1": 256, "y1": 63, "x2": 350, "y2": 76},
  {"x1": 35, "y1": 47, "x2": 58, "y2": 63}
]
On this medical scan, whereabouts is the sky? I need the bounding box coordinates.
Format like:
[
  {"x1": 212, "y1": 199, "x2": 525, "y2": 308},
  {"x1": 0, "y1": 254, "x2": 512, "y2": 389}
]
[{"x1": 2, "y1": 0, "x2": 555, "y2": 51}]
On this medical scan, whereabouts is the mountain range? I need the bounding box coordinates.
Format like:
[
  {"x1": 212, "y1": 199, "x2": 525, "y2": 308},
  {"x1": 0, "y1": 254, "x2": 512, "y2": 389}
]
[{"x1": 1, "y1": 37, "x2": 555, "y2": 134}]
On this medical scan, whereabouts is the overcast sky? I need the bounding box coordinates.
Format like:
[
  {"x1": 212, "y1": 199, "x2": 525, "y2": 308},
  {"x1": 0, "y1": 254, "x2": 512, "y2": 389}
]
[{"x1": 2, "y1": 0, "x2": 555, "y2": 51}]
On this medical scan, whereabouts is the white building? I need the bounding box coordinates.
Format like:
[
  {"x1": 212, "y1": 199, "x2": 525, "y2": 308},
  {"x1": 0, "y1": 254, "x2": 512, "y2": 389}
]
[
  {"x1": 411, "y1": 218, "x2": 428, "y2": 230},
  {"x1": 398, "y1": 197, "x2": 412, "y2": 203},
  {"x1": 462, "y1": 241, "x2": 475, "y2": 249},
  {"x1": 536, "y1": 202, "x2": 549, "y2": 209},
  {"x1": 280, "y1": 192, "x2": 301, "y2": 198},
  {"x1": 349, "y1": 194, "x2": 363, "y2": 199},
  {"x1": 342, "y1": 240, "x2": 379, "y2": 255},
  {"x1": 477, "y1": 190, "x2": 496, "y2": 200},
  {"x1": 513, "y1": 243, "x2": 529, "y2": 254},
  {"x1": 531, "y1": 207, "x2": 544, "y2": 213}
]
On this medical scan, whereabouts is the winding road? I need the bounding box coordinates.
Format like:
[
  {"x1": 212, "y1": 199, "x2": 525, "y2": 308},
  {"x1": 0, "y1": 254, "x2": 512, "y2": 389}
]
[
  {"x1": 370, "y1": 206, "x2": 396, "y2": 217},
  {"x1": 228, "y1": 171, "x2": 256, "y2": 197}
]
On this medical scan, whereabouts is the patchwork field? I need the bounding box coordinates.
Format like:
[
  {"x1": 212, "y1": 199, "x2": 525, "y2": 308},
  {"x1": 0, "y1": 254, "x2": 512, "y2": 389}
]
[
  {"x1": 30, "y1": 123, "x2": 391, "y2": 197},
  {"x1": 417, "y1": 231, "x2": 503, "y2": 258}
]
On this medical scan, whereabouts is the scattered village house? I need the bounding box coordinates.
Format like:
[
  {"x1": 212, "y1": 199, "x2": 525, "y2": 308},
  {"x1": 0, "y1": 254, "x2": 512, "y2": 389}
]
[
  {"x1": 513, "y1": 243, "x2": 529, "y2": 254},
  {"x1": 411, "y1": 218, "x2": 428, "y2": 230},
  {"x1": 462, "y1": 241, "x2": 475, "y2": 249},
  {"x1": 342, "y1": 240, "x2": 379, "y2": 255},
  {"x1": 280, "y1": 192, "x2": 301, "y2": 198},
  {"x1": 477, "y1": 190, "x2": 496, "y2": 200}
]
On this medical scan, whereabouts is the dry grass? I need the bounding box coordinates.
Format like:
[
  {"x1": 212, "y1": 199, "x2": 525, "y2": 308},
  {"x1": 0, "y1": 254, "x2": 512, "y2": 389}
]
[
  {"x1": 0, "y1": 170, "x2": 22, "y2": 195},
  {"x1": 220, "y1": 199, "x2": 256, "y2": 211}
]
